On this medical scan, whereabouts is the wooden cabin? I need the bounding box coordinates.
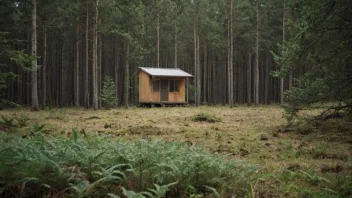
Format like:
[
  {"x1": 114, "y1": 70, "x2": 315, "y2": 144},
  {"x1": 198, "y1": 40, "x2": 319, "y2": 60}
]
[{"x1": 139, "y1": 67, "x2": 193, "y2": 105}]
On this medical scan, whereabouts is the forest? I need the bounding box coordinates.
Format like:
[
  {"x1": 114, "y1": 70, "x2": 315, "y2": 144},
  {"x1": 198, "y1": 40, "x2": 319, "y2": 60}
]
[{"x1": 0, "y1": 0, "x2": 352, "y2": 197}]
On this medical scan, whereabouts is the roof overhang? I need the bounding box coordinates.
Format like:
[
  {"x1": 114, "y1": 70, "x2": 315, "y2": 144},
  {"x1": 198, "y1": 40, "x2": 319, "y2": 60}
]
[{"x1": 139, "y1": 67, "x2": 193, "y2": 78}]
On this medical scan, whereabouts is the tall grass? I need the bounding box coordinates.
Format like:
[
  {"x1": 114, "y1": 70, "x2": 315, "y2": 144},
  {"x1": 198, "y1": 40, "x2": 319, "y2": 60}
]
[{"x1": 0, "y1": 133, "x2": 257, "y2": 197}]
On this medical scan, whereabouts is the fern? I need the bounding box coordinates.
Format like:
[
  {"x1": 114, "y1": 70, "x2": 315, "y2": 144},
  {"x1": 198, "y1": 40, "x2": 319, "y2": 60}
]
[{"x1": 1, "y1": 115, "x2": 15, "y2": 126}]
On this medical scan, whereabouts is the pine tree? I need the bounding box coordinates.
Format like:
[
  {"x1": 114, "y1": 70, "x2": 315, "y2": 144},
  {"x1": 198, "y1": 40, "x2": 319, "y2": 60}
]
[{"x1": 100, "y1": 76, "x2": 117, "y2": 109}]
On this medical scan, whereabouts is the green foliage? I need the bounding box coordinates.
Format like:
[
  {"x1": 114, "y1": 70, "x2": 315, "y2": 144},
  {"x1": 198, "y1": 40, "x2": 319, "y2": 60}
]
[
  {"x1": 100, "y1": 76, "x2": 117, "y2": 108},
  {"x1": 30, "y1": 123, "x2": 45, "y2": 135},
  {"x1": 272, "y1": 0, "x2": 352, "y2": 120},
  {"x1": 0, "y1": 115, "x2": 15, "y2": 126},
  {"x1": 15, "y1": 113, "x2": 29, "y2": 127},
  {"x1": 187, "y1": 83, "x2": 199, "y2": 103},
  {"x1": 0, "y1": 134, "x2": 257, "y2": 197},
  {"x1": 0, "y1": 32, "x2": 35, "y2": 107},
  {"x1": 272, "y1": 168, "x2": 352, "y2": 197},
  {"x1": 192, "y1": 112, "x2": 221, "y2": 123},
  {"x1": 46, "y1": 109, "x2": 67, "y2": 120}
]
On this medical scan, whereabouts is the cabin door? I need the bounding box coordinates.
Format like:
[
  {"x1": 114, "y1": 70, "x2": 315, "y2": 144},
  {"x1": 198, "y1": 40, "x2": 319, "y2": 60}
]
[{"x1": 160, "y1": 80, "x2": 168, "y2": 101}]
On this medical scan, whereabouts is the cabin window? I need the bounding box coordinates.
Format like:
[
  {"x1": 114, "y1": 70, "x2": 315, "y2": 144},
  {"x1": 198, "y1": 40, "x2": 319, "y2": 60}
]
[
  {"x1": 169, "y1": 80, "x2": 180, "y2": 92},
  {"x1": 153, "y1": 80, "x2": 160, "y2": 92}
]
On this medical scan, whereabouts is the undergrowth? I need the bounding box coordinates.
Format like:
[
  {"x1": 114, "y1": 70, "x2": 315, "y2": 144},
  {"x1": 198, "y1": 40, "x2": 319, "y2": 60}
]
[
  {"x1": 0, "y1": 133, "x2": 256, "y2": 197},
  {"x1": 192, "y1": 112, "x2": 221, "y2": 123}
]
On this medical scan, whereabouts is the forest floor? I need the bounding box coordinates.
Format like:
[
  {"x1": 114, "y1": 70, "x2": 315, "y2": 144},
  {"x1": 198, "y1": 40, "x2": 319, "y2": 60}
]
[{"x1": 1, "y1": 105, "x2": 352, "y2": 196}]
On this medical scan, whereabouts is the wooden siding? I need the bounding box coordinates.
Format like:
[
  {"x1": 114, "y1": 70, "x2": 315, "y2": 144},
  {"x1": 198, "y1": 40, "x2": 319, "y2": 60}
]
[{"x1": 139, "y1": 70, "x2": 186, "y2": 103}]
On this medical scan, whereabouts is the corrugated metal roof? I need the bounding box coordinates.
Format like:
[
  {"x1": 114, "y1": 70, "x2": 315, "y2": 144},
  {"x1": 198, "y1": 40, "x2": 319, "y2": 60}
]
[{"x1": 139, "y1": 67, "x2": 193, "y2": 77}]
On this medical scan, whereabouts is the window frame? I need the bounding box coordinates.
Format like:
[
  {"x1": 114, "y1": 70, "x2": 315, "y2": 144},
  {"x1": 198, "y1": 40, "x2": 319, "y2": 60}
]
[
  {"x1": 169, "y1": 79, "x2": 180, "y2": 93},
  {"x1": 152, "y1": 80, "x2": 160, "y2": 92}
]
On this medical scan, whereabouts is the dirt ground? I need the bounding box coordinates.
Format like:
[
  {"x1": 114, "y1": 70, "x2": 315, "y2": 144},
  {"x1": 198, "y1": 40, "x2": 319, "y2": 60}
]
[{"x1": 1, "y1": 105, "x2": 352, "y2": 176}]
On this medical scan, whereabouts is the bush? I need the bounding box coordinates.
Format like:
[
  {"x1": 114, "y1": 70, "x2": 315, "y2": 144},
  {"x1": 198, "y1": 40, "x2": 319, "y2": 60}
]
[
  {"x1": 0, "y1": 133, "x2": 256, "y2": 197},
  {"x1": 100, "y1": 76, "x2": 117, "y2": 108},
  {"x1": 192, "y1": 112, "x2": 221, "y2": 123},
  {"x1": 15, "y1": 113, "x2": 29, "y2": 127}
]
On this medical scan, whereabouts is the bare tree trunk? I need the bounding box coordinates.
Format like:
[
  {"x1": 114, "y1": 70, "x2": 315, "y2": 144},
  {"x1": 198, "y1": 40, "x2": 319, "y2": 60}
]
[
  {"x1": 254, "y1": 0, "x2": 259, "y2": 106},
  {"x1": 31, "y1": 0, "x2": 39, "y2": 111},
  {"x1": 203, "y1": 40, "x2": 207, "y2": 103},
  {"x1": 193, "y1": 14, "x2": 198, "y2": 106},
  {"x1": 114, "y1": 37, "x2": 119, "y2": 106},
  {"x1": 196, "y1": 35, "x2": 201, "y2": 106},
  {"x1": 229, "y1": 0, "x2": 234, "y2": 108},
  {"x1": 247, "y1": 53, "x2": 251, "y2": 106},
  {"x1": 84, "y1": 0, "x2": 89, "y2": 109},
  {"x1": 156, "y1": 7, "x2": 161, "y2": 68},
  {"x1": 265, "y1": 51, "x2": 269, "y2": 104},
  {"x1": 227, "y1": 17, "x2": 230, "y2": 104},
  {"x1": 124, "y1": 41, "x2": 130, "y2": 107},
  {"x1": 75, "y1": 24, "x2": 80, "y2": 107},
  {"x1": 174, "y1": 9, "x2": 178, "y2": 68},
  {"x1": 280, "y1": 0, "x2": 286, "y2": 104},
  {"x1": 42, "y1": 24, "x2": 47, "y2": 109},
  {"x1": 98, "y1": 23, "x2": 102, "y2": 108},
  {"x1": 92, "y1": 0, "x2": 99, "y2": 110}
]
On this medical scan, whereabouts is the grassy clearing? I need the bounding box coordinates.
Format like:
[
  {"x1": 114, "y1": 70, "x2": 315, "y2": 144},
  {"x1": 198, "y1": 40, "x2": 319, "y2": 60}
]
[{"x1": 1, "y1": 105, "x2": 352, "y2": 197}]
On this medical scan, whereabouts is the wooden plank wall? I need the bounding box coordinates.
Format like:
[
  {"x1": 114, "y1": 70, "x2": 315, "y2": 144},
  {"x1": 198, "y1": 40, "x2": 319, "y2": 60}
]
[{"x1": 139, "y1": 70, "x2": 186, "y2": 103}]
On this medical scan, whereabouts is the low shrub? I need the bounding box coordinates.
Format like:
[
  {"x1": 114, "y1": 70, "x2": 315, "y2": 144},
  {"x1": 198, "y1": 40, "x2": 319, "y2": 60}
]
[
  {"x1": 192, "y1": 112, "x2": 221, "y2": 123},
  {"x1": 15, "y1": 113, "x2": 30, "y2": 127}
]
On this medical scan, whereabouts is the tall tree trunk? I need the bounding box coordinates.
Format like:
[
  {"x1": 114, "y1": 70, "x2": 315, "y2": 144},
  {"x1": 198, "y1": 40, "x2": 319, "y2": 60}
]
[
  {"x1": 42, "y1": 25, "x2": 47, "y2": 109},
  {"x1": 247, "y1": 52, "x2": 251, "y2": 106},
  {"x1": 114, "y1": 36, "x2": 119, "y2": 106},
  {"x1": 92, "y1": 0, "x2": 99, "y2": 110},
  {"x1": 123, "y1": 39, "x2": 130, "y2": 108},
  {"x1": 196, "y1": 35, "x2": 201, "y2": 106},
  {"x1": 227, "y1": 17, "x2": 230, "y2": 104},
  {"x1": 193, "y1": 13, "x2": 198, "y2": 106},
  {"x1": 280, "y1": 0, "x2": 285, "y2": 105},
  {"x1": 98, "y1": 23, "x2": 102, "y2": 108},
  {"x1": 203, "y1": 40, "x2": 207, "y2": 103},
  {"x1": 254, "y1": 0, "x2": 259, "y2": 106},
  {"x1": 75, "y1": 24, "x2": 80, "y2": 107},
  {"x1": 174, "y1": 8, "x2": 178, "y2": 68},
  {"x1": 265, "y1": 51, "x2": 269, "y2": 104},
  {"x1": 31, "y1": 0, "x2": 39, "y2": 110},
  {"x1": 229, "y1": 0, "x2": 234, "y2": 108},
  {"x1": 156, "y1": 7, "x2": 161, "y2": 68},
  {"x1": 84, "y1": 0, "x2": 89, "y2": 109}
]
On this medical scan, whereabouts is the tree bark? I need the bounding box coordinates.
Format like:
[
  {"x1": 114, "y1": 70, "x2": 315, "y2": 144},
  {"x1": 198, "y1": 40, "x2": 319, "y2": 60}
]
[
  {"x1": 42, "y1": 24, "x2": 47, "y2": 109},
  {"x1": 31, "y1": 0, "x2": 39, "y2": 110},
  {"x1": 123, "y1": 40, "x2": 130, "y2": 108},
  {"x1": 193, "y1": 12, "x2": 198, "y2": 106},
  {"x1": 84, "y1": 0, "x2": 89, "y2": 108},
  {"x1": 247, "y1": 53, "x2": 251, "y2": 106},
  {"x1": 196, "y1": 35, "x2": 201, "y2": 106},
  {"x1": 265, "y1": 51, "x2": 269, "y2": 104},
  {"x1": 98, "y1": 22, "x2": 102, "y2": 108},
  {"x1": 156, "y1": 5, "x2": 161, "y2": 68},
  {"x1": 254, "y1": 0, "x2": 259, "y2": 106},
  {"x1": 75, "y1": 24, "x2": 80, "y2": 107},
  {"x1": 174, "y1": 6, "x2": 179, "y2": 68},
  {"x1": 203, "y1": 40, "x2": 207, "y2": 104},
  {"x1": 280, "y1": 0, "x2": 285, "y2": 105},
  {"x1": 229, "y1": 0, "x2": 234, "y2": 108},
  {"x1": 114, "y1": 36, "x2": 119, "y2": 106},
  {"x1": 92, "y1": 0, "x2": 99, "y2": 110}
]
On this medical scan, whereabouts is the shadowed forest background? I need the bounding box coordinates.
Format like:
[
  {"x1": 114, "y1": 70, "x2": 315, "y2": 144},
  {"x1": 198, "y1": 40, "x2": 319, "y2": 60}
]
[
  {"x1": 1, "y1": 0, "x2": 306, "y2": 108},
  {"x1": 1, "y1": 0, "x2": 351, "y2": 112}
]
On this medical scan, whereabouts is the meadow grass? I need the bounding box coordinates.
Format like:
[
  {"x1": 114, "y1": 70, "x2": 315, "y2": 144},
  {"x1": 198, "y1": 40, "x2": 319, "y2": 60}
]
[{"x1": 0, "y1": 105, "x2": 351, "y2": 197}]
